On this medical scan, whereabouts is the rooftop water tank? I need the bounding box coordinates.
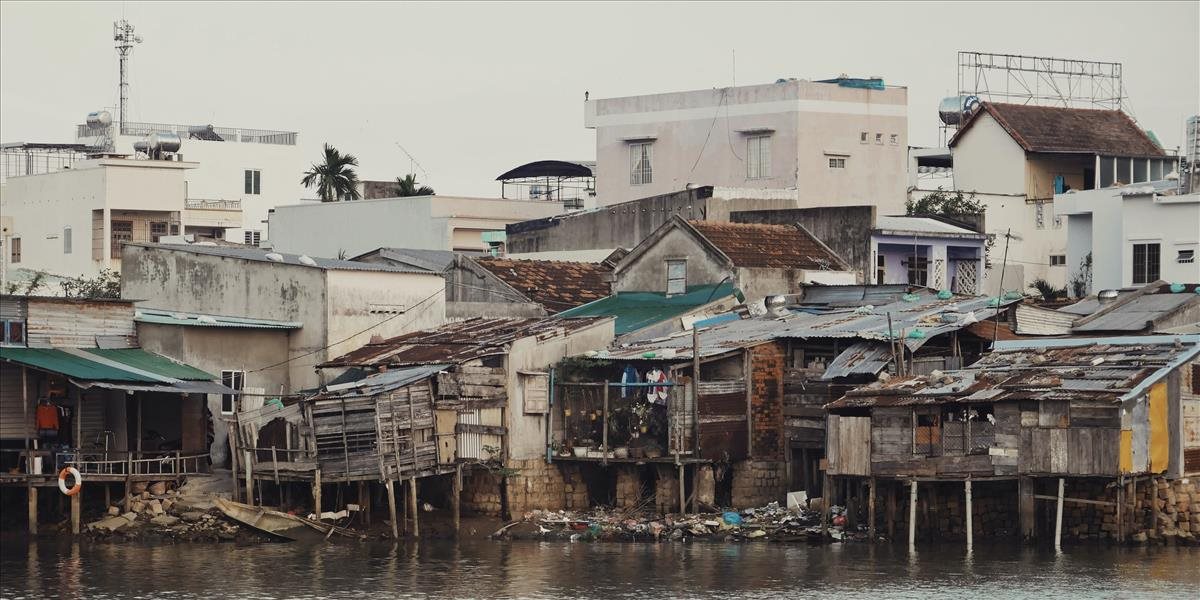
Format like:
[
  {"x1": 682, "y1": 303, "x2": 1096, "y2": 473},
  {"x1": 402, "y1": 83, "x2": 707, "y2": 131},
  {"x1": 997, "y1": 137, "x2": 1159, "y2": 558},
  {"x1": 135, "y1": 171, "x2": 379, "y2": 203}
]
[
  {"x1": 147, "y1": 132, "x2": 182, "y2": 154},
  {"x1": 938, "y1": 95, "x2": 981, "y2": 126},
  {"x1": 86, "y1": 110, "x2": 112, "y2": 129}
]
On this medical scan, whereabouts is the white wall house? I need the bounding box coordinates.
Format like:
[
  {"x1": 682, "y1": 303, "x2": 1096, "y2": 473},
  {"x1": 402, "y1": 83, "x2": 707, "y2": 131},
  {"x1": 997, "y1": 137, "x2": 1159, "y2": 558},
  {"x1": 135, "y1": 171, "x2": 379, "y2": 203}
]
[
  {"x1": 0, "y1": 157, "x2": 243, "y2": 280},
  {"x1": 266, "y1": 195, "x2": 566, "y2": 258},
  {"x1": 586, "y1": 77, "x2": 909, "y2": 211},
  {"x1": 870, "y1": 216, "x2": 987, "y2": 294},
  {"x1": 1055, "y1": 181, "x2": 1200, "y2": 294},
  {"x1": 948, "y1": 102, "x2": 1176, "y2": 294},
  {"x1": 77, "y1": 120, "x2": 303, "y2": 246}
]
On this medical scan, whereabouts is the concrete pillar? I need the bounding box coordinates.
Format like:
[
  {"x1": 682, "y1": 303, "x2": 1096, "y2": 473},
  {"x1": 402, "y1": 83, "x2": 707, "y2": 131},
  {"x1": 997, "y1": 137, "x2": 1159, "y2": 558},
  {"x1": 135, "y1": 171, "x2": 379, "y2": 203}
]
[
  {"x1": 385, "y1": 479, "x2": 399, "y2": 540},
  {"x1": 908, "y1": 480, "x2": 918, "y2": 549},
  {"x1": 312, "y1": 469, "x2": 322, "y2": 517},
  {"x1": 70, "y1": 490, "x2": 81, "y2": 535},
  {"x1": 409, "y1": 477, "x2": 419, "y2": 538},
  {"x1": 1054, "y1": 478, "x2": 1064, "y2": 552},
  {"x1": 965, "y1": 479, "x2": 973, "y2": 552},
  {"x1": 1019, "y1": 476, "x2": 1035, "y2": 542},
  {"x1": 27, "y1": 486, "x2": 38, "y2": 535}
]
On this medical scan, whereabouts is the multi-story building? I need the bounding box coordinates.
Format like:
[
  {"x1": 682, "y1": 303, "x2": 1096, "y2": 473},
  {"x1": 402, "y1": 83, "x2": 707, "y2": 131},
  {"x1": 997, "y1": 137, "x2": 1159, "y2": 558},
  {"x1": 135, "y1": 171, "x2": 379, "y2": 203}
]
[{"x1": 585, "y1": 77, "x2": 909, "y2": 211}]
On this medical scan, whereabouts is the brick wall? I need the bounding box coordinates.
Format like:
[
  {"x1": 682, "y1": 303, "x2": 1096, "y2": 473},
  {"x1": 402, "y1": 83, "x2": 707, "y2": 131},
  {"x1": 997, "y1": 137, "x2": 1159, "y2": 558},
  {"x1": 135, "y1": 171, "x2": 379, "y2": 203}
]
[
  {"x1": 460, "y1": 459, "x2": 588, "y2": 516},
  {"x1": 750, "y1": 342, "x2": 785, "y2": 460},
  {"x1": 731, "y1": 460, "x2": 786, "y2": 509}
]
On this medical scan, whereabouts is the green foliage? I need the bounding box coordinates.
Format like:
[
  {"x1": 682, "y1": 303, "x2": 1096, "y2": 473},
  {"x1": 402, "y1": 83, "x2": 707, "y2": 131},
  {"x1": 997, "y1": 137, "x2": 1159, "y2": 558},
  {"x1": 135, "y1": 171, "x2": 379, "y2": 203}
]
[
  {"x1": 1069, "y1": 252, "x2": 1093, "y2": 298},
  {"x1": 4, "y1": 271, "x2": 47, "y2": 295},
  {"x1": 60, "y1": 268, "x2": 121, "y2": 299},
  {"x1": 1028, "y1": 277, "x2": 1067, "y2": 302},
  {"x1": 906, "y1": 186, "x2": 985, "y2": 216},
  {"x1": 394, "y1": 173, "x2": 434, "y2": 197},
  {"x1": 301, "y1": 144, "x2": 361, "y2": 202}
]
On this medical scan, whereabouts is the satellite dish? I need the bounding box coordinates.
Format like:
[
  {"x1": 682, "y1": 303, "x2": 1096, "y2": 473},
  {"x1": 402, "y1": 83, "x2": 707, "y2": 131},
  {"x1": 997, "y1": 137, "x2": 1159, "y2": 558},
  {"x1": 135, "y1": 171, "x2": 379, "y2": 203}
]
[
  {"x1": 265, "y1": 253, "x2": 284, "y2": 262},
  {"x1": 298, "y1": 255, "x2": 317, "y2": 266}
]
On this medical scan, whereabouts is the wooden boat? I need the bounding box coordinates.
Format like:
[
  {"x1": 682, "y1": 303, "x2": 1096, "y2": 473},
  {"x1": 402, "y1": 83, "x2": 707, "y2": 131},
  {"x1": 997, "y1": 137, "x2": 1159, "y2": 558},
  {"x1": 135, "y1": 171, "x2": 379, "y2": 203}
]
[{"x1": 214, "y1": 497, "x2": 362, "y2": 542}]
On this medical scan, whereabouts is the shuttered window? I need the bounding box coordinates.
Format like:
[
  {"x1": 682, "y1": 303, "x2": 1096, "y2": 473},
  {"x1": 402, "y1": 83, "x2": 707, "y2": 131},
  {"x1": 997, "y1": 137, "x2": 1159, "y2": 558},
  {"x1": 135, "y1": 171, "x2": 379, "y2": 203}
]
[{"x1": 521, "y1": 372, "x2": 549, "y2": 414}]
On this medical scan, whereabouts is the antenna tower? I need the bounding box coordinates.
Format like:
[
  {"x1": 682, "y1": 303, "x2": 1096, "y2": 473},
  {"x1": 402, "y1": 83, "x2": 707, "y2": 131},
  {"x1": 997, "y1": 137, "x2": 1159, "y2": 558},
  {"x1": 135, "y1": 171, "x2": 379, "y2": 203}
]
[{"x1": 113, "y1": 19, "x2": 143, "y2": 135}]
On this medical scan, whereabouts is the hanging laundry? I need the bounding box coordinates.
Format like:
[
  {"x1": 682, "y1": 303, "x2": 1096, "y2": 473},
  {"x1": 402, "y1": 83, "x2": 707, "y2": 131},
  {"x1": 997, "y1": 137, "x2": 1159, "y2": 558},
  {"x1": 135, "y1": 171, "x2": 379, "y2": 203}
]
[
  {"x1": 620, "y1": 365, "x2": 639, "y2": 398},
  {"x1": 645, "y1": 369, "x2": 669, "y2": 405},
  {"x1": 36, "y1": 401, "x2": 59, "y2": 438}
]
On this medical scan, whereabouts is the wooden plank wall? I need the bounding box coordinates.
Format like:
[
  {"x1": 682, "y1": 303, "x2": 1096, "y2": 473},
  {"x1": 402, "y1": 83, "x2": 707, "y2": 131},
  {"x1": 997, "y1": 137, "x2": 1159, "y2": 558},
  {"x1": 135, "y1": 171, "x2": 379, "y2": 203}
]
[{"x1": 26, "y1": 300, "x2": 136, "y2": 349}]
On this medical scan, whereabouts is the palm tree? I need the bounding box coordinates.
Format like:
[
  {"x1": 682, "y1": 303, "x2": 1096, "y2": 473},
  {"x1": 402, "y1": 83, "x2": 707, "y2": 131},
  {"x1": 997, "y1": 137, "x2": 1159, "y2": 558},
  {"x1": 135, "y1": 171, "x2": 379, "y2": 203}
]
[
  {"x1": 302, "y1": 144, "x2": 361, "y2": 202},
  {"x1": 394, "y1": 173, "x2": 434, "y2": 197}
]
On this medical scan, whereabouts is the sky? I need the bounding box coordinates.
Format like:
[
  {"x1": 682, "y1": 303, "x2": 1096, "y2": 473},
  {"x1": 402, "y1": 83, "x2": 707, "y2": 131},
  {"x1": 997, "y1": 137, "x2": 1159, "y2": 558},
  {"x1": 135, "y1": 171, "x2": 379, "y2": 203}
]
[{"x1": 2, "y1": 1, "x2": 1197, "y2": 198}]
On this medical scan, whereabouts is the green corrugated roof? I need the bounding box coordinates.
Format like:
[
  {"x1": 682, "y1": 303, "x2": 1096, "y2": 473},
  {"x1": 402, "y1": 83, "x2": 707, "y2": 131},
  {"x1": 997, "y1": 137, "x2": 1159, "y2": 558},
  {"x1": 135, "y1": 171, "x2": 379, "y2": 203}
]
[
  {"x1": 556, "y1": 282, "x2": 741, "y2": 335},
  {"x1": 0, "y1": 348, "x2": 215, "y2": 382}
]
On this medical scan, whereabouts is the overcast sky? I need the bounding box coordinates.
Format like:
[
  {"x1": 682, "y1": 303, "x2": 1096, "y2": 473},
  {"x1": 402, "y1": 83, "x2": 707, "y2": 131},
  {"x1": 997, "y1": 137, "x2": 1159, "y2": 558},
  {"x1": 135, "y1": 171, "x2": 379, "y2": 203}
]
[{"x1": 2, "y1": 1, "x2": 1197, "y2": 198}]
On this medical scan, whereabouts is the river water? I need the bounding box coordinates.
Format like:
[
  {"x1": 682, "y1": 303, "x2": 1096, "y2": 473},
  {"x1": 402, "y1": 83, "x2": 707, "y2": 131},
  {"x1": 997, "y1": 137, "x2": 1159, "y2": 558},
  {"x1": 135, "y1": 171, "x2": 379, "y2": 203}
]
[{"x1": 1, "y1": 537, "x2": 1197, "y2": 599}]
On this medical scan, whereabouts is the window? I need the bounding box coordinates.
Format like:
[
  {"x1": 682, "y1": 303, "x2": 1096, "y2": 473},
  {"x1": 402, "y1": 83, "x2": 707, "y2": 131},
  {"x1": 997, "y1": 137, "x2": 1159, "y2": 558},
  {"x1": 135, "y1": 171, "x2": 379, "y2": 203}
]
[
  {"x1": 244, "y1": 230, "x2": 262, "y2": 247},
  {"x1": 63, "y1": 226, "x2": 72, "y2": 254},
  {"x1": 150, "y1": 222, "x2": 168, "y2": 243},
  {"x1": 1178, "y1": 249, "x2": 1196, "y2": 264},
  {"x1": 10, "y1": 237, "x2": 20, "y2": 263},
  {"x1": 1, "y1": 320, "x2": 26, "y2": 346},
  {"x1": 520, "y1": 372, "x2": 550, "y2": 414},
  {"x1": 746, "y1": 135, "x2": 772, "y2": 179},
  {"x1": 875, "y1": 254, "x2": 885, "y2": 284},
  {"x1": 221, "y1": 370, "x2": 245, "y2": 414},
  {"x1": 906, "y1": 255, "x2": 928, "y2": 286},
  {"x1": 889, "y1": 134, "x2": 899, "y2": 145},
  {"x1": 110, "y1": 221, "x2": 132, "y2": 259},
  {"x1": 666, "y1": 259, "x2": 686, "y2": 295},
  {"x1": 170, "y1": 223, "x2": 180, "y2": 236},
  {"x1": 1132, "y1": 243, "x2": 1160, "y2": 284},
  {"x1": 629, "y1": 143, "x2": 653, "y2": 185},
  {"x1": 914, "y1": 411, "x2": 941, "y2": 456},
  {"x1": 1049, "y1": 255, "x2": 1067, "y2": 267},
  {"x1": 860, "y1": 132, "x2": 869, "y2": 144},
  {"x1": 244, "y1": 169, "x2": 261, "y2": 195},
  {"x1": 828, "y1": 157, "x2": 846, "y2": 169},
  {"x1": 875, "y1": 133, "x2": 883, "y2": 145}
]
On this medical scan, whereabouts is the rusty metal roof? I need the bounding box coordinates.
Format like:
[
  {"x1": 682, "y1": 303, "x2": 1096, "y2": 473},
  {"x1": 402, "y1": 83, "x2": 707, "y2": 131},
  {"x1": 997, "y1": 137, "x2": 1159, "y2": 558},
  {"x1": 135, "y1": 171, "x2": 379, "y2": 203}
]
[
  {"x1": 687, "y1": 220, "x2": 850, "y2": 270},
  {"x1": 319, "y1": 317, "x2": 611, "y2": 368},
  {"x1": 475, "y1": 257, "x2": 612, "y2": 313},
  {"x1": 826, "y1": 335, "x2": 1200, "y2": 410}
]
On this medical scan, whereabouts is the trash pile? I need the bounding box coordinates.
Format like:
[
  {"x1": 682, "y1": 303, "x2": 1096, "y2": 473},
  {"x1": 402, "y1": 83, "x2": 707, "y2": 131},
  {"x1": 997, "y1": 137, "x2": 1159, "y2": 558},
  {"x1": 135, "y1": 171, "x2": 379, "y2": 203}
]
[
  {"x1": 85, "y1": 481, "x2": 268, "y2": 543},
  {"x1": 496, "y1": 500, "x2": 868, "y2": 544}
]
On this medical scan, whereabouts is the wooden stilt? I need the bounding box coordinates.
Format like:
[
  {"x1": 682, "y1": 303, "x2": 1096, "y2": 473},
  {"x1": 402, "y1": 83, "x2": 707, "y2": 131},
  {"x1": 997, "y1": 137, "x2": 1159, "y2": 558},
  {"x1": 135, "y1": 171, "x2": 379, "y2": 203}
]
[
  {"x1": 1054, "y1": 477, "x2": 1064, "y2": 552},
  {"x1": 70, "y1": 490, "x2": 81, "y2": 535},
  {"x1": 453, "y1": 464, "x2": 462, "y2": 535},
  {"x1": 1116, "y1": 477, "x2": 1124, "y2": 544},
  {"x1": 868, "y1": 477, "x2": 877, "y2": 540},
  {"x1": 358, "y1": 481, "x2": 369, "y2": 526},
  {"x1": 385, "y1": 479, "x2": 399, "y2": 540},
  {"x1": 677, "y1": 463, "x2": 685, "y2": 515},
  {"x1": 124, "y1": 453, "x2": 133, "y2": 512},
  {"x1": 690, "y1": 464, "x2": 699, "y2": 514},
  {"x1": 886, "y1": 482, "x2": 896, "y2": 540},
  {"x1": 104, "y1": 483, "x2": 111, "y2": 510},
  {"x1": 1018, "y1": 476, "x2": 1035, "y2": 542},
  {"x1": 244, "y1": 450, "x2": 253, "y2": 506},
  {"x1": 28, "y1": 486, "x2": 38, "y2": 535},
  {"x1": 908, "y1": 480, "x2": 918, "y2": 549},
  {"x1": 965, "y1": 479, "x2": 973, "y2": 552},
  {"x1": 409, "y1": 476, "x2": 419, "y2": 538},
  {"x1": 821, "y1": 474, "x2": 832, "y2": 536},
  {"x1": 312, "y1": 469, "x2": 322, "y2": 517}
]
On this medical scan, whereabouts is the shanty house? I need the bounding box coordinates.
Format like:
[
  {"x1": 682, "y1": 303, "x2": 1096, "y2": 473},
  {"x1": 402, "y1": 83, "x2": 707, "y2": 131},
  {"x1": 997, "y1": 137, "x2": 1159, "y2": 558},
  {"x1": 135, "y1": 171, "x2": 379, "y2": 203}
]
[
  {"x1": 612, "y1": 216, "x2": 855, "y2": 303},
  {"x1": 824, "y1": 335, "x2": 1200, "y2": 543},
  {"x1": 870, "y1": 216, "x2": 987, "y2": 294}
]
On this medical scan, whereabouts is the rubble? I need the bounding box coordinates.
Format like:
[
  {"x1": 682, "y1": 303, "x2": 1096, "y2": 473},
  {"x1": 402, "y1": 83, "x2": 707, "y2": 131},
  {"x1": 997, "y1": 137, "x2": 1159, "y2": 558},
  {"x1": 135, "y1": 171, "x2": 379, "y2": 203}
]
[
  {"x1": 83, "y1": 482, "x2": 273, "y2": 544},
  {"x1": 494, "y1": 500, "x2": 871, "y2": 544}
]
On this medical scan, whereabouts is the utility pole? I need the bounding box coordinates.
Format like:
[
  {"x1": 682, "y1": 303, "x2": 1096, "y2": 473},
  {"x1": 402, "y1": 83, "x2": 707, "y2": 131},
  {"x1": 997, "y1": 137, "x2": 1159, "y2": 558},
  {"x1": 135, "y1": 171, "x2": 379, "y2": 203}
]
[{"x1": 113, "y1": 20, "x2": 143, "y2": 135}]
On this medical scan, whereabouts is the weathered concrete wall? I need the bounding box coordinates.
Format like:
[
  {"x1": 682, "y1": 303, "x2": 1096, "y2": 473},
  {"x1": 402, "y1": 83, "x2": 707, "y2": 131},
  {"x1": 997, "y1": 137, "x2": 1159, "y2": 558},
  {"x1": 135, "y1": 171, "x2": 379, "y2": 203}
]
[
  {"x1": 731, "y1": 206, "x2": 875, "y2": 280},
  {"x1": 322, "y1": 269, "x2": 445, "y2": 376},
  {"x1": 446, "y1": 301, "x2": 547, "y2": 320},
  {"x1": 731, "y1": 460, "x2": 787, "y2": 509},
  {"x1": 613, "y1": 225, "x2": 730, "y2": 294},
  {"x1": 460, "y1": 459, "x2": 590, "y2": 516},
  {"x1": 736, "y1": 266, "x2": 857, "y2": 301}
]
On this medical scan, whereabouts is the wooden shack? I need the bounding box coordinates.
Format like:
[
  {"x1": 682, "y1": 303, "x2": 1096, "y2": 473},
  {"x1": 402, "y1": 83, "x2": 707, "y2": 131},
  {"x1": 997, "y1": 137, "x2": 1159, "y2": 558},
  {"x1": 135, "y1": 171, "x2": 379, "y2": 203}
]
[{"x1": 824, "y1": 335, "x2": 1200, "y2": 546}]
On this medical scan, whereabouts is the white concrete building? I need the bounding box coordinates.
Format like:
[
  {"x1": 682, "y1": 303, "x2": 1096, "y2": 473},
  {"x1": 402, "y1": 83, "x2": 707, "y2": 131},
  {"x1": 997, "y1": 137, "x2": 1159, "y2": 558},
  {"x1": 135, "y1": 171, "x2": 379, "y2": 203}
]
[
  {"x1": 870, "y1": 216, "x2": 987, "y2": 294},
  {"x1": 948, "y1": 102, "x2": 1176, "y2": 293},
  {"x1": 0, "y1": 157, "x2": 242, "y2": 280},
  {"x1": 76, "y1": 120, "x2": 303, "y2": 246},
  {"x1": 266, "y1": 195, "x2": 566, "y2": 258},
  {"x1": 1055, "y1": 181, "x2": 1200, "y2": 295},
  {"x1": 586, "y1": 77, "x2": 909, "y2": 211}
]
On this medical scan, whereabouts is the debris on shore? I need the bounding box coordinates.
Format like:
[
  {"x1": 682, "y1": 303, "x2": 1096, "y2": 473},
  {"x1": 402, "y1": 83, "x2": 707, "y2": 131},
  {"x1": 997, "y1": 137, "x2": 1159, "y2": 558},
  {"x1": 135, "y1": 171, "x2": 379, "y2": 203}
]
[{"x1": 84, "y1": 482, "x2": 272, "y2": 544}]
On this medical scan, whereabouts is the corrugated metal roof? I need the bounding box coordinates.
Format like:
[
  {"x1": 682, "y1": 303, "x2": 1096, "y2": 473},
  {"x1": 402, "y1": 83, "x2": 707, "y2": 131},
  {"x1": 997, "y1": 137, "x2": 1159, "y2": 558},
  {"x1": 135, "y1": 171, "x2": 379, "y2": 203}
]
[
  {"x1": 314, "y1": 364, "x2": 448, "y2": 399},
  {"x1": 820, "y1": 342, "x2": 894, "y2": 379},
  {"x1": 1073, "y1": 293, "x2": 1196, "y2": 332},
  {"x1": 135, "y1": 308, "x2": 302, "y2": 329},
  {"x1": 350, "y1": 248, "x2": 464, "y2": 272},
  {"x1": 874, "y1": 216, "x2": 985, "y2": 238},
  {"x1": 1014, "y1": 303, "x2": 1077, "y2": 335},
  {"x1": 555, "y1": 282, "x2": 739, "y2": 335},
  {"x1": 0, "y1": 347, "x2": 215, "y2": 382},
  {"x1": 136, "y1": 243, "x2": 436, "y2": 274}
]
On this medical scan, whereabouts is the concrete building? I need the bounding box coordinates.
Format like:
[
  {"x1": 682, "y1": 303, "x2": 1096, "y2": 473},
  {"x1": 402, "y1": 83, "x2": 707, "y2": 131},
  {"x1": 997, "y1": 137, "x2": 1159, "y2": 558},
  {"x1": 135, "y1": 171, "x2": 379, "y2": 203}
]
[
  {"x1": 1055, "y1": 180, "x2": 1200, "y2": 294},
  {"x1": 948, "y1": 102, "x2": 1175, "y2": 292},
  {"x1": 121, "y1": 242, "x2": 446, "y2": 394},
  {"x1": 869, "y1": 216, "x2": 987, "y2": 294},
  {"x1": 76, "y1": 120, "x2": 303, "y2": 246},
  {"x1": 0, "y1": 157, "x2": 242, "y2": 281},
  {"x1": 613, "y1": 216, "x2": 854, "y2": 302},
  {"x1": 586, "y1": 77, "x2": 909, "y2": 211},
  {"x1": 266, "y1": 195, "x2": 566, "y2": 258}
]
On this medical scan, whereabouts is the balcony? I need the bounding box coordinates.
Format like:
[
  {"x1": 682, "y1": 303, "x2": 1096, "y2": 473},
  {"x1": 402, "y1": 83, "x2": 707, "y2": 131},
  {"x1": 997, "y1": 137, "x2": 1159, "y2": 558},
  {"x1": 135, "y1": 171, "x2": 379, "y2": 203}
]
[{"x1": 184, "y1": 198, "x2": 243, "y2": 229}]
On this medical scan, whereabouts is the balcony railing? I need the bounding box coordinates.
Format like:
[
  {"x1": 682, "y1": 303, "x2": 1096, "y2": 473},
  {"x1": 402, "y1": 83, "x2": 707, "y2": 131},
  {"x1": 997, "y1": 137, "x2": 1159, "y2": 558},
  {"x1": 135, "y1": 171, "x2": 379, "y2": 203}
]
[
  {"x1": 77, "y1": 122, "x2": 297, "y2": 146},
  {"x1": 185, "y1": 198, "x2": 242, "y2": 210}
]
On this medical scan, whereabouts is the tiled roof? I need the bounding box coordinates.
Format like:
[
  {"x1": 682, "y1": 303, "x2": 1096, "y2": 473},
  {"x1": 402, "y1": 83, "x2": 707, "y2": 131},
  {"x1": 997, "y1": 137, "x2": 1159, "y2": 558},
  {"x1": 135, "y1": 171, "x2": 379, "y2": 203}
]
[
  {"x1": 950, "y1": 102, "x2": 1165, "y2": 157},
  {"x1": 687, "y1": 220, "x2": 848, "y2": 270},
  {"x1": 476, "y1": 258, "x2": 612, "y2": 313}
]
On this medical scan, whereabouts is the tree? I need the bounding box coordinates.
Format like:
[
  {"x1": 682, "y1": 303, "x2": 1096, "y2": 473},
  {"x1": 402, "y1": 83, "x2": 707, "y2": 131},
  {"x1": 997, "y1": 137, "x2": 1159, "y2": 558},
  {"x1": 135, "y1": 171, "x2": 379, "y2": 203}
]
[
  {"x1": 905, "y1": 187, "x2": 985, "y2": 217},
  {"x1": 301, "y1": 144, "x2": 361, "y2": 202},
  {"x1": 394, "y1": 173, "x2": 434, "y2": 197},
  {"x1": 60, "y1": 268, "x2": 121, "y2": 299}
]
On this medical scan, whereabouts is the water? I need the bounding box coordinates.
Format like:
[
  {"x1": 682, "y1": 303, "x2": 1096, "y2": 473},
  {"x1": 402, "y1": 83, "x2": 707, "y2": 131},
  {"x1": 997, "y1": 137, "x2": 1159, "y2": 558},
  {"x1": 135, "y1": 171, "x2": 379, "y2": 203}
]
[{"x1": 1, "y1": 537, "x2": 1197, "y2": 599}]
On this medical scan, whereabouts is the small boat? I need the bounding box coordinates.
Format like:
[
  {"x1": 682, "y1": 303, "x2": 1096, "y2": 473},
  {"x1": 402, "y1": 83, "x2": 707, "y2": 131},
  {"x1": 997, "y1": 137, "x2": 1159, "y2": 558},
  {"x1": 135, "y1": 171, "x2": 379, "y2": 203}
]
[{"x1": 214, "y1": 497, "x2": 362, "y2": 542}]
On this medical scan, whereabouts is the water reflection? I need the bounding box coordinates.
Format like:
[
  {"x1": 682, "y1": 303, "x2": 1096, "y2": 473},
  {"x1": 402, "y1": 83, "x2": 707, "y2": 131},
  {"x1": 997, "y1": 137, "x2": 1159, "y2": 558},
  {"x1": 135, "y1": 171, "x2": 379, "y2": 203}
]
[{"x1": 2, "y1": 537, "x2": 1198, "y2": 599}]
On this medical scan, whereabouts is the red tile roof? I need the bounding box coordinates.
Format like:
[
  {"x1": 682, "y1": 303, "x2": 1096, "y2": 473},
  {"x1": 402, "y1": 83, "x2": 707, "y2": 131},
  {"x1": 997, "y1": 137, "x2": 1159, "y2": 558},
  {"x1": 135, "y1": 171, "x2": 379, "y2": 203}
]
[
  {"x1": 476, "y1": 258, "x2": 611, "y2": 314},
  {"x1": 687, "y1": 221, "x2": 848, "y2": 270},
  {"x1": 950, "y1": 102, "x2": 1165, "y2": 157}
]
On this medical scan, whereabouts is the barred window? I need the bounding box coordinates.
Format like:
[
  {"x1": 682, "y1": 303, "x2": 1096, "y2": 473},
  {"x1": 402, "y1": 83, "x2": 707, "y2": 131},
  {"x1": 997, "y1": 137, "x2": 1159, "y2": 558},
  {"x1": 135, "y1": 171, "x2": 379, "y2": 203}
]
[
  {"x1": 629, "y1": 142, "x2": 653, "y2": 185},
  {"x1": 111, "y1": 221, "x2": 132, "y2": 259},
  {"x1": 746, "y1": 135, "x2": 771, "y2": 179},
  {"x1": 1132, "y1": 243, "x2": 1160, "y2": 284}
]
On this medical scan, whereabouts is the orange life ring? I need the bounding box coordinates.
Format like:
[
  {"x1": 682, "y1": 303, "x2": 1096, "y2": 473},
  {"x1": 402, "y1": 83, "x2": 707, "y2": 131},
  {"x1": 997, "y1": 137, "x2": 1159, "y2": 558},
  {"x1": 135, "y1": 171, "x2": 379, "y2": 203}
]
[{"x1": 58, "y1": 466, "x2": 82, "y2": 496}]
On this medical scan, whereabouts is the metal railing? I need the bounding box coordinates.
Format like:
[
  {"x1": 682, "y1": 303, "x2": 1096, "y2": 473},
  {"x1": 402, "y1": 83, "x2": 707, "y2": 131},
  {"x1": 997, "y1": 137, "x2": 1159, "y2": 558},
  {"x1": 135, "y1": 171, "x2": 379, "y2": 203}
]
[
  {"x1": 185, "y1": 198, "x2": 242, "y2": 210},
  {"x1": 77, "y1": 122, "x2": 297, "y2": 146},
  {"x1": 0, "y1": 449, "x2": 210, "y2": 478}
]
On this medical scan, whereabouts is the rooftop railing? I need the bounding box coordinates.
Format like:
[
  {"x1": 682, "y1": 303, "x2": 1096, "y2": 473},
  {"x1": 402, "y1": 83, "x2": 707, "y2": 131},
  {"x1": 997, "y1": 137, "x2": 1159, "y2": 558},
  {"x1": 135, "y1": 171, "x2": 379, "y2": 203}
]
[
  {"x1": 77, "y1": 122, "x2": 297, "y2": 146},
  {"x1": 185, "y1": 198, "x2": 242, "y2": 210}
]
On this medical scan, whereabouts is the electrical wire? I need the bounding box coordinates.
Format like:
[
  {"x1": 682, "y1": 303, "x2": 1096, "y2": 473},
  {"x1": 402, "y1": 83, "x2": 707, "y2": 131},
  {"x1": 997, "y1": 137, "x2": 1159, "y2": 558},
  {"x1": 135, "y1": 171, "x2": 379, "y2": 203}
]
[{"x1": 688, "y1": 88, "x2": 729, "y2": 177}]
